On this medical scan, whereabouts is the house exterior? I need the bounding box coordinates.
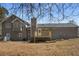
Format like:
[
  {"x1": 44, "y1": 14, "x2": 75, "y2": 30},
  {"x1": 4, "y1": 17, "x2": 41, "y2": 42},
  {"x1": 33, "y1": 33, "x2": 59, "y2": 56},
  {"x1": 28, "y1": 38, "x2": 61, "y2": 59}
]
[
  {"x1": 2, "y1": 15, "x2": 29, "y2": 41},
  {"x1": 0, "y1": 14, "x2": 78, "y2": 41},
  {"x1": 35, "y1": 23, "x2": 78, "y2": 39}
]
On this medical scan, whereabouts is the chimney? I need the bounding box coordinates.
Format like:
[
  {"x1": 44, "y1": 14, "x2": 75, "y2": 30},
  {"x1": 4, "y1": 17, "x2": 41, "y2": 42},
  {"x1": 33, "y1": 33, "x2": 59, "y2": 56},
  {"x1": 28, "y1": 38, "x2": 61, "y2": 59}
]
[{"x1": 30, "y1": 17, "x2": 37, "y2": 42}]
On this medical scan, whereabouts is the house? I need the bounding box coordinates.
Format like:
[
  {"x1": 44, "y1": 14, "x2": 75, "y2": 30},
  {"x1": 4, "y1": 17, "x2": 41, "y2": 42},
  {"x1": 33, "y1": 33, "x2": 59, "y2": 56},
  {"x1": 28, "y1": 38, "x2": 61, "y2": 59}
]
[
  {"x1": 30, "y1": 17, "x2": 78, "y2": 41},
  {"x1": 2, "y1": 15, "x2": 30, "y2": 41},
  {"x1": 0, "y1": 14, "x2": 78, "y2": 41},
  {"x1": 35, "y1": 23, "x2": 78, "y2": 40}
]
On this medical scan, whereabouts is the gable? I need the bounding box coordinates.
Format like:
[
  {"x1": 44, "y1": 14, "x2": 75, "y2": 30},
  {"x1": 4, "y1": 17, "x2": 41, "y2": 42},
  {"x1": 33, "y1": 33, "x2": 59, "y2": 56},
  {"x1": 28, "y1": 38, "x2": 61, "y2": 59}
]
[
  {"x1": 11, "y1": 18, "x2": 29, "y2": 26},
  {"x1": 2, "y1": 15, "x2": 30, "y2": 26},
  {"x1": 2, "y1": 15, "x2": 17, "y2": 24}
]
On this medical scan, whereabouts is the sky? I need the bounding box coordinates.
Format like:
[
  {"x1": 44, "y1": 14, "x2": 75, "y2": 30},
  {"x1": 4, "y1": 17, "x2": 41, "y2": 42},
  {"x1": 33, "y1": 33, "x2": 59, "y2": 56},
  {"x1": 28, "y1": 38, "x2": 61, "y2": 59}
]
[{"x1": 0, "y1": 3, "x2": 79, "y2": 25}]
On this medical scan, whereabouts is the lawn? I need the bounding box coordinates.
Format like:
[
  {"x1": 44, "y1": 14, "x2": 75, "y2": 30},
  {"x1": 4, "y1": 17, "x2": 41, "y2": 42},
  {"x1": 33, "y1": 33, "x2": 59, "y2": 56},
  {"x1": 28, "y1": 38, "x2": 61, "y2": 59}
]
[{"x1": 0, "y1": 38, "x2": 79, "y2": 56}]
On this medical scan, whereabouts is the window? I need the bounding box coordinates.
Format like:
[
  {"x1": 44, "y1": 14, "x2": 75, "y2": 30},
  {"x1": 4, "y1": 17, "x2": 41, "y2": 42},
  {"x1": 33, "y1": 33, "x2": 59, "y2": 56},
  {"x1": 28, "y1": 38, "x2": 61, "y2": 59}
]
[
  {"x1": 13, "y1": 22, "x2": 22, "y2": 31},
  {"x1": 38, "y1": 28, "x2": 41, "y2": 36},
  {"x1": 38, "y1": 29, "x2": 41, "y2": 33},
  {"x1": 18, "y1": 33, "x2": 22, "y2": 38},
  {"x1": 5, "y1": 23, "x2": 11, "y2": 28},
  {"x1": 13, "y1": 22, "x2": 19, "y2": 28},
  {"x1": 16, "y1": 23, "x2": 18, "y2": 28},
  {"x1": 38, "y1": 28, "x2": 41, "y2": 33},
  {"x1": 20, "y1": 24, "x2": 23, "y2": 31}
]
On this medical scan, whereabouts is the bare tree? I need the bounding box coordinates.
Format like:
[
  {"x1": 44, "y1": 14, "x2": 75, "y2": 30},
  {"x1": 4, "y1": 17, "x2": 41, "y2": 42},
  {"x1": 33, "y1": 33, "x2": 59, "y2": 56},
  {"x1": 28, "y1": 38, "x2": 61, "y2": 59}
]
[{"x1": 1, "y1": 3, "x2": 79, "y2": 23}]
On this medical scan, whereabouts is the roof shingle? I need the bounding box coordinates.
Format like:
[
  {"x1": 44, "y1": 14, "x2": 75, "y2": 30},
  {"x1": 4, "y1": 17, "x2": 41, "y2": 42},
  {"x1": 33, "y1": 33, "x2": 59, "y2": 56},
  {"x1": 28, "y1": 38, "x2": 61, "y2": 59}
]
[{"x1": 37, "y1": 23, "x2": 78, "y2": 27}]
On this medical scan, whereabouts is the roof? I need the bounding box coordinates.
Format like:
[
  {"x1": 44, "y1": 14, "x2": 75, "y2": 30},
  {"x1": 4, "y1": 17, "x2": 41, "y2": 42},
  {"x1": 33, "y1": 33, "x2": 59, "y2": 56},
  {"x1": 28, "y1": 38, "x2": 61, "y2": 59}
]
[
  {"x1": 2, "y1": 15, "x2": 30, "y2": 26},
  {"x1": 37, "y1": 23, "x2": 78, "y2": 27}
]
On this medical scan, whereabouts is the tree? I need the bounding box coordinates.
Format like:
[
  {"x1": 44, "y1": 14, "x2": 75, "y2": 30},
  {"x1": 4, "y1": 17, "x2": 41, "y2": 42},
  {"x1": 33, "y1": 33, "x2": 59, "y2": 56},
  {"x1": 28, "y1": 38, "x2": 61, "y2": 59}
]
[
  {"x1": 0, "y1": 7, "x2": 9, "y2": 22},
  {"x1": 3, "y1": 3, "x2": 79, "y2": 23},
  {"x1": 69, "y1": 20, "x2": 76, "y2": 24},
  {"x1": 0, "y1": 6, "x2": 9, "y2": 36}
]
